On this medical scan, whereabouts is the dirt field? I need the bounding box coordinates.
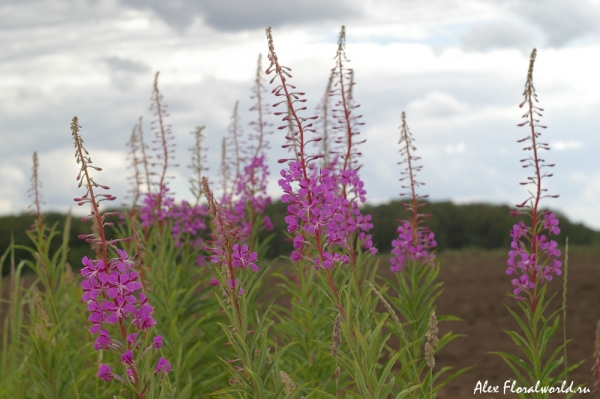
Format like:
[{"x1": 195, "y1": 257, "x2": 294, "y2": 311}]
[{"x1": 378, "y1": 248, "x2": 600, "y2": 399}]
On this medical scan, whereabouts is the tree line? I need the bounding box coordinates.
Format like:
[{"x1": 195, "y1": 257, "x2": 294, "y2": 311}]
[{"x1": 1, "y1": 201, "x2": 597, "y2": 274}]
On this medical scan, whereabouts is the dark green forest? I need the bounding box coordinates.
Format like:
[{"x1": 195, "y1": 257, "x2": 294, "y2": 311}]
[{"x1": 1, "y1": 201, "x2": 598, "y2": 274}]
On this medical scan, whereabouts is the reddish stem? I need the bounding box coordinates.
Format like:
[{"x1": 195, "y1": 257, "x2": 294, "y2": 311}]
[
  {"x1": 267, "y1": 28, "x2": 346, "y2": 321},
  {"x1": 526, "y1": 72, "x2": 541, "y2": 313}
]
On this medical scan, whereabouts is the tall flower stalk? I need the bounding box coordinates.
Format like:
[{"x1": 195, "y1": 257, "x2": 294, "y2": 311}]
[
  {"x1": 234, "y1": 54, "x2": 274, "y2": 246},
  {"x1": 494, "y1": 49, "x2": 582, "y2": 398},
  {"x1": 202, "y1": 177, "x2": 291, "y2": 396},
  {"x1": 27, "y1": 152, "x2": 45, "y2": 239},
  {"x1": 140, "y1": 72, "x2": 177, "y2": 231},
  {"x1": 72, "y1": 117, "x2": 170, "y2": 397},
  {"x1": 150, "y1": 72, "x2": 176, "y2": 198},
  {"x1": 391, "y1": 112, "x2": 436, "y2": 272},
  {"x1": 384, "y1": 112, "x2": 466, "y2": 398},
  {"x1": 266, "y1": 26, "x2": 347, "y2": 320},
  {"x1": 189, "y1": 125, "x2": 208, "y2": 206},
  {"x1": 315, "y1": 68, "x2": 335, "y2": 169},
  {"x1": 327, "y1": 26, "x2": 376, "y2": 294}
]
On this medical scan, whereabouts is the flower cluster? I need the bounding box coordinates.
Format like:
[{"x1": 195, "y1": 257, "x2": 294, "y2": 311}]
[
  {"x1": 280, "y1": 162, "x2": 349, "y2": 269},
  {"x1": 140, "y1": 186, "x2": 209, "y2": 263},
  {"x1": 203, "y1": 177, "x2": 259, "y2": 302},
  {"x1": 390, "y1": 222, "x2": 437, "y2": 272},
  {"x1": 80, "y1": 249, "x2": 169, "y2": 382},
  {"x1": 169, "y1": 200, "x2": 209, "y2": 249},
  {"x1": 506, "y1": 213, "x2": 562, "y2": 298},
  {"x1": 139, "y1": 185, "x2": 174, "y2": 228},
  {"x1": 325, "y1": 26, "x2": 377, "y2": 258}
]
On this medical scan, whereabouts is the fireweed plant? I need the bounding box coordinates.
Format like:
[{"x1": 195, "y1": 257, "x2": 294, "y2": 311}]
[
  {"x1": 382, "y1": 112, "x2": 467, "y2": 399},
  {"x1": 71, "y1": 117, "x2": 175, "y2": 398},
  {"x1": 201, "y1": 177, "x2": 295, "y2": 398},
  {"x1": 492, "y1": 49, "x2": 582, "y2": 398},
  {"x1": 266, "y1": 26, "x2": 421, "y2": 398}
]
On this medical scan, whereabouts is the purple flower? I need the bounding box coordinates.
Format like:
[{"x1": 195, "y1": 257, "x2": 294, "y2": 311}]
[
  {"x1": 278, "y1": 162, "x2": 350, "y2": 268},
  {"x1": 132, "y1": 294, "x2": 157, "y2": 330},
  {"x1": 543, "y1": 212, "x2": 560, "y2": 235},
  {"x1": 506, "y1": 213, "x2": 562, "y2": 299},
  {"x1": 290, "y1": 251, "x2": 303, "y2": 262},
  {"x1": 263, "y1": 216, "x2": 274, "y2": 231},
  {"x1": 103, "y1": 296, "x2": 135, "y2": 324},
  {"x1": 106, "y1": 272, "x2": 140, "y2": 300},
  {"x1": 390, "y1": 222, "x2": 436, "y2": 272},
  {"x1": 293, "y1": 235, "x2": 304, "y2": 250},
  {"x1": 153, "y1": 335, "x2": 163, "y2": 350},
  {"x1": 93, "y1": 329, "x2": 112, "y2": 350},
  {"x1": 98, "y1": 364, "x2": 113, "y2": 382},
  {"x1": 81, "y1": 278, "x2": 100, "y2": 305},
  {"x1": 155, "y1": 357, "x2": 171, "y2": 375},
  {"x1": 232, "y1": 244, "x2": 259, "y2": 272},
  {"x1": 127, "y1": 332, "x2": 138, "y2": 347},
  {"x1": 121, "y1": 349, "x2": 133, "y2": 365}
]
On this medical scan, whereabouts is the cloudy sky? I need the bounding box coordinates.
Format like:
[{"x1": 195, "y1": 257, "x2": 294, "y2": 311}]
[{"x1": 2, "y1": 0, "x2": 600, "y2": 229}]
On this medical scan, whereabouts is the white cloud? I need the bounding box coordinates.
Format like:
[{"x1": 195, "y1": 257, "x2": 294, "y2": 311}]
[
  {"x1": 408, "y1": 92, "x2": 469, "y2": 119},
  {"x1": 444, "y1": 142, "x2": 466, "y2": 154},
  {"x1": 553, "y1": 140, "x2": 583, "y2": 151}
]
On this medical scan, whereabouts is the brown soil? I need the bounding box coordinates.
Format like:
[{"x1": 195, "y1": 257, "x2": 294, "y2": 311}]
[{"x1": 378, "y1": 247, "x2": 600, "y2": 399}]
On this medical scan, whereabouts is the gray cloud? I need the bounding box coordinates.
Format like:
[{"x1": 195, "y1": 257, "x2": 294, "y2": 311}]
[
  {"x1": 120, "y1": 0, "x2": 362, "y2": 32},
  {"x1": 103, "y1": 57, "x2": 150, "y2": 90},
  {"x1": 103, "y1": 56, "x2": 149, "y2": 74},
  {"x1": 510, "y1": 0, "x2": 600, "y2": 47},
  {"x1": 459, "y1": 0, "x2": 600, "y2": 52},
  {"x1": 461, "y1": 19, "x2": 539, "y2": 52}
]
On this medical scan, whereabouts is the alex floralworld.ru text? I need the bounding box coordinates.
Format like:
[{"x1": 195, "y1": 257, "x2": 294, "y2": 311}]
[{"x1": 474, "y1": 380, "x2": 590, "y2": 395}]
